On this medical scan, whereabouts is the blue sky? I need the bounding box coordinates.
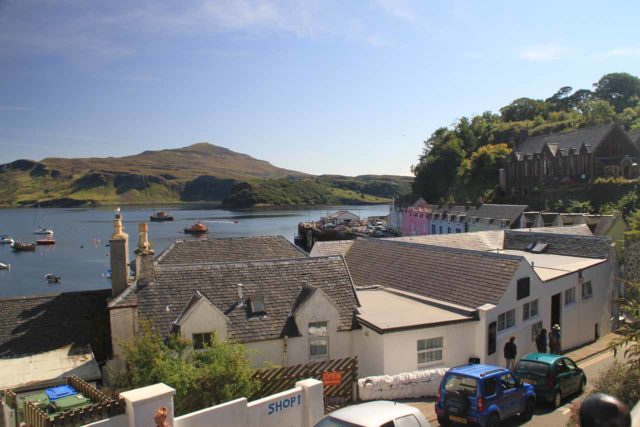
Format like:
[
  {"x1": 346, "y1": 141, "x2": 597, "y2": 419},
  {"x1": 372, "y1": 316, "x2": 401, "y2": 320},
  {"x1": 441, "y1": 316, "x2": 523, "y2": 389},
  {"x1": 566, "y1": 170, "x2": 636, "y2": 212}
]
[{"x1": 1, "y1": 0, "x2": 639, "y2": 176}]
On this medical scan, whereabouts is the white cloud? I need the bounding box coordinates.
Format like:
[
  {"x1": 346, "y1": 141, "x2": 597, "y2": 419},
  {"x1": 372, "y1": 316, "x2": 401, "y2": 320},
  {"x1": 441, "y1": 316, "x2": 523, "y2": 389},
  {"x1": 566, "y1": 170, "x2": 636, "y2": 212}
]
[
  {"x1": 602, "y1": 47, "x2": 640, "y2": 58},
  {"x1": 518, "y1": 45, "x2": 567, "y2": 62}
]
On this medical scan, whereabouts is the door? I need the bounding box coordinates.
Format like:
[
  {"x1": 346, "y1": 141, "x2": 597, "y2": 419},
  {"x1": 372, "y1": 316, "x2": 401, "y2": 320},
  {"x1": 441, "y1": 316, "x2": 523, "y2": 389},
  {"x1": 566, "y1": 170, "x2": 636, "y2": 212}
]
[
  {"x1": 498, "y1": 373, "x2": 520, "y2": 418},
  {"x1": 562, "y1": 358, "x2": 582, "y2": 393},
  {"x1": 551, "y1": 293, "x2": 561, "y2": 327},
  {"x1": 554, "y1": 359, "x2": 579, "y2": 395}
]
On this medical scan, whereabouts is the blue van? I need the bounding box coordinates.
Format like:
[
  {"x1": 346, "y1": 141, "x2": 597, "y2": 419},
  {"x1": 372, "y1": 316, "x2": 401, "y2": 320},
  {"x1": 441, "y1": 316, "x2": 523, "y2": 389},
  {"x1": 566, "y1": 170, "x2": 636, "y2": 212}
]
[{"x1": 436, "y1": 364, "x2": 536, "y2": 427}]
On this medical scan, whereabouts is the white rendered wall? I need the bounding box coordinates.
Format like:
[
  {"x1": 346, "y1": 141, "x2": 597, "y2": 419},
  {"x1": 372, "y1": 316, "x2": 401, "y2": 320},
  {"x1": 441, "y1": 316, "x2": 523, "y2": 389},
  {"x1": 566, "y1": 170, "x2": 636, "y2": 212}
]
[
  {"x1": 353, "y1": 327, "x2": 385, "y2": 378},
  {"x1": 178, "y1": 298, "x2": 228, "y2": 341},
  {"x1": 246, "y1": 339, "x2": 284, "y2": 368},
  {"x1": 109, "y1": 307, "x2": 138, "y2": 358}
]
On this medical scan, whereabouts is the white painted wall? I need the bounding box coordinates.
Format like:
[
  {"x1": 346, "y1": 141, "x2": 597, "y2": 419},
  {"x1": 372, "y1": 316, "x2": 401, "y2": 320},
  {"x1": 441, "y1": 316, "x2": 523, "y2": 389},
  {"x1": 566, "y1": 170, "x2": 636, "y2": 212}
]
[
  {"x1": 381, "y1": 322, "x2": 477, "y2": 375},
  {"x1": 353, "y1": 327, "x2": 385, "y2": 378},
  {"x1": 178, "y1": 297, "x2": 228, "y2": 341},
  {"x1": 293, "y1": 290, "x2": 342, "y2": 363},
  {"x1": 359, "y1": 367, "x2": 449, "y2": 400},
  {"x1": 246, "y1": 339, "x2": 284, "y2": 368}
]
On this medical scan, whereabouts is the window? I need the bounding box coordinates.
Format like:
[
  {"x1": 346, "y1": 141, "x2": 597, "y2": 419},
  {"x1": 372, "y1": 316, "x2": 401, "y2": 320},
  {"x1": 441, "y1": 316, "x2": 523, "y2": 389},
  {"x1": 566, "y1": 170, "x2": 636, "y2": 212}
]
[
  {"x1": 582, "y1": 281, "x2": 593, "y2": 299},
  {"x1": 517, "y1": 278, "x2": 530, "y2": 300},
  {"x1": 483, "y1": 378, "x2": 498, "y2": 396},
  {"x1": 523, "y1": 299, "x2": 539, "y2": 321},
  {"x1": 249, "y1": 297, "x2": 265, "y2": 315},
  {"x1": 500, "y1": 373, "x2": 517, "y2": 390},
  {"x1": 309, "y1": 321, "x2": 328, "y2": 358},
  {"x1": 447, "y1": 227, "x2": 451, "y2": 234},
  {"x1": 431, "y1": 224, "x2": 436, "y2": 234},
  {"x1": 488, "y1": 322, "x2": 497, "y2": 355},
  {"x1": 192, "y1": 332, "x2": 212, "y2": 350},
  {"x1": 417, "y1": 337, "x2": 443, "y2": 366},
  {"x1": 531, "y1": 321, "x2": 543, "y2": 341},
  {"x1": 498, "y1": 309, "x2": 516, "y2": 331},
  {"x1": 564, "y1": 287, "x2": 576, "y2": 306},
  {"x1": 439, "y1": 226, "x2": 443, "y2": 234}
]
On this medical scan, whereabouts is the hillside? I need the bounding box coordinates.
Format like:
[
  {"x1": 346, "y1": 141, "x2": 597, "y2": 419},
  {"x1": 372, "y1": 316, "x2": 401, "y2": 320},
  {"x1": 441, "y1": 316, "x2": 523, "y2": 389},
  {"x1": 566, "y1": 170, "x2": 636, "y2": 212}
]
[{"x1": 0, "y1": 143, "x2": 410, "y2": 208}]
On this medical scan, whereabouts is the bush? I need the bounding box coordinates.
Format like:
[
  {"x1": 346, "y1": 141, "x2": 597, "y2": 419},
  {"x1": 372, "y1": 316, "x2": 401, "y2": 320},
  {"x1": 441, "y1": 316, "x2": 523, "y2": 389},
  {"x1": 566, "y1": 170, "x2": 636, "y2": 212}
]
[{"x1": 588, "y1": 361, "x2": 640, "y2": 408}]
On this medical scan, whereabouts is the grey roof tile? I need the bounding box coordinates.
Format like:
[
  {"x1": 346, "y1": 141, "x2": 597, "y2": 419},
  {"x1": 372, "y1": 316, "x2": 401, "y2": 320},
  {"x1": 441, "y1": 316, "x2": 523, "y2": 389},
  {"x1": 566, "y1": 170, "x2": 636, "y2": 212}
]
[
  {"x1": 514, "y1": 124, "x2": 617, "y2": 156},
  {"x1": 156, "y1": 236, "x2": 307, "y2": 265},
  {"x1": 503, "y1": 230, "x2": 612, "y2": 258},
  {"x1": 0, "y1": 290, "x2": 111, "y2": 359},
  {"x1": 130, "y1": 256, "x2": 359, "y2": 343},
  {"x1": 344, "y1": 239, "x2": 522, "y2": 309},
  {"x1": 472, "y1": 204, "x2": 528, "y2": 224}
]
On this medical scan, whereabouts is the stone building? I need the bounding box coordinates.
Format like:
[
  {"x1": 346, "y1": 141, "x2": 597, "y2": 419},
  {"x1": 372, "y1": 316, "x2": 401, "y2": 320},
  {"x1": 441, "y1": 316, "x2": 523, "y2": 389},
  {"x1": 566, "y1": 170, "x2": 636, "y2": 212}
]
[{"x1": 504, "y1": 124, "x2": 640, "y2": 196}]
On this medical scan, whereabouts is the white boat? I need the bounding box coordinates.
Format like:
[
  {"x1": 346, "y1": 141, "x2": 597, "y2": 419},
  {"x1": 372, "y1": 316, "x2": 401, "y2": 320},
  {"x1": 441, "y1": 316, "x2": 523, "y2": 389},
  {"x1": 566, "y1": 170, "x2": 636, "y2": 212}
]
[
  {"x1": 0, "y1": 235, "x2": 14, "y2": 244},
  {"x1": 44, "y1": 274, "x2": 61, "y2": 283},
  {"x1": 0, "y1": 263, "x2": 10, "y2": 270},
  {"x1": 33, "y1": 227, "x2": 54, "y2": 235}
]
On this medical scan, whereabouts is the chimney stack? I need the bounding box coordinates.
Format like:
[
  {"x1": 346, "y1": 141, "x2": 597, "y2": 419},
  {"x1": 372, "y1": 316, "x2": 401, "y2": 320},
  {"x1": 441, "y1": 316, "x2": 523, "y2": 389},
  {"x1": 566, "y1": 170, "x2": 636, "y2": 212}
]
[
  {"x1": 135, "y1": 223, "x2": 155, "y2": 283},
  {"x1": 110, "y1": 208, "x2": 129, "y2": 297}
]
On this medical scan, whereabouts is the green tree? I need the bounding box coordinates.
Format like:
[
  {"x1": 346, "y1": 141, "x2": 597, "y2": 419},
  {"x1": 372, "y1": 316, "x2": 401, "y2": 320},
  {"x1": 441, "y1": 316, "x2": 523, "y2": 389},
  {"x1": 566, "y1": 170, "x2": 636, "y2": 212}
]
[
  {"x1": 594, "y1": 72, "x2": 640, "y2": 112},
  {"x1": 412, "y1": 130, "x2": 466, "y2": 202},
  {"x1": 500, "y1": 97, "x2": 548, "y2": 122},
  {"x1": 610, "y1": 280, "x2": 640, "y2": 368},
  {"x1": 108, "y1": 322, "x2": 258, "y2": 415},
  {"x1": 579, "y1": 100, "x2": 617, "y2": 126},
  {"x1": 545, "y1": 86, "x2": 574, "y2": 111},
  {"x1": 460, "y1": 143, "x2": 512, "y2": 187}
]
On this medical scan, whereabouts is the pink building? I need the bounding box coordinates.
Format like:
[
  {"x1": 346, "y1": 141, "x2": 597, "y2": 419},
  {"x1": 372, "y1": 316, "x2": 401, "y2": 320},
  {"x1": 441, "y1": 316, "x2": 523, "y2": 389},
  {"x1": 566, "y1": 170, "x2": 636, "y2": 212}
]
[{"x1": 401, "y1": 203, "x2": 432, "y2": 236}]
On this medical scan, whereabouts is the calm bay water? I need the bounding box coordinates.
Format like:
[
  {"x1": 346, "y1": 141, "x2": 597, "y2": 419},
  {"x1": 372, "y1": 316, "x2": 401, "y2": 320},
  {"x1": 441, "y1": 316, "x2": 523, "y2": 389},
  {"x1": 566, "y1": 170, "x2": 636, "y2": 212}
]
[{"x1": 0, "y1": 204, "x2": 389, "y2": 298}]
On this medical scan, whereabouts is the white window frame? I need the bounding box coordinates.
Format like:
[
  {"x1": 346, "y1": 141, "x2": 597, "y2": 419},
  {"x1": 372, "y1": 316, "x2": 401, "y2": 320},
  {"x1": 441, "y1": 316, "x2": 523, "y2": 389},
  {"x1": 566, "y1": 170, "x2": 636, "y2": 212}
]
[
  {"x1": 582, "y1": 281, "x2": 593, "y2": 300},
  {"x1": 497, "y1": 309, "x2": 516, "y2": 331},
  {"x1": 523, "y1": 299, "x2": 539, "y2": 321},
  {"x1": 564, "y1": 287, "x2": 576, "y2": 306},
  {"x1": 308, "y1": 321, "x2": 329, "y2": 359},
  {"x1": 417, "y1": 337, "x2": 444, "y2": 367}
]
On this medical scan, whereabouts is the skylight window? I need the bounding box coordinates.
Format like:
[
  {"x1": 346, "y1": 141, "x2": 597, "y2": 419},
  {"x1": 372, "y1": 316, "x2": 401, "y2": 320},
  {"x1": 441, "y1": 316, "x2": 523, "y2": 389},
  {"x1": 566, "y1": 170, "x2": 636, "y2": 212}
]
[
  {"x1": 249, "y1": 297, "x2": 266, "y2": 315},
  {"x1": 531, "y1": 243, "x2": 549, "y2": 253}
]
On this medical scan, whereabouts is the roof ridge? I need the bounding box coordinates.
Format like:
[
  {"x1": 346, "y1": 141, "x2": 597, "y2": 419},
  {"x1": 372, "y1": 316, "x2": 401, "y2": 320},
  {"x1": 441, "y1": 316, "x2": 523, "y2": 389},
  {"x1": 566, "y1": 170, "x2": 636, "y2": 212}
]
[
  {"x1": 358, "y1": 238, "x2": 523, "y2": 262},
  {"x1": 154, "y1": 254, "x2": 345, "y2": 271},
  {"x1": 505, "y1": 229, "x2": 611, "y2": 241}
]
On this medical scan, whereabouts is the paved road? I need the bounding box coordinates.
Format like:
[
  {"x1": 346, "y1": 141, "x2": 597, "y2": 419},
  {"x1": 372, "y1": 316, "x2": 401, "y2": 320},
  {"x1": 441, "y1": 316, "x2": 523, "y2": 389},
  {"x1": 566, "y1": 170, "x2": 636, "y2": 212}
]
[{"x1": 431, "y1": 349, "x2": 622, "y2": 427}]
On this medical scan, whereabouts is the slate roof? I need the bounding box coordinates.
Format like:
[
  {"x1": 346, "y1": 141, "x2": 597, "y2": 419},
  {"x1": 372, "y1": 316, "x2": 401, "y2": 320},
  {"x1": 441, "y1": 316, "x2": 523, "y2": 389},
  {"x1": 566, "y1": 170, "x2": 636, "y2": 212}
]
[
  {"x1": 0, "y1": 290, "x2": 111, "y2": 359},
  {"x1": 525, "y1": 224, "x2": 593, "y2": 236},
  {"x1": 387, "y1": 231, "x2": 504, "y2": 252},
  {"x1": 156, "y1": 236, "x2": 307, "y2": 265},
  {"x1": 514, "y1": 124, "x2": 617, "y2": 156},
  {"x1": 344, "y1": 239, "x2": 522, "y2": 310},
  {"x1": 472, "y1": 204, "x2": 528, "y2": 224},
  {"x1": 503, "y1": 230, "x2": 612, "y2": 259},
  {"x1": 116, "y1": 256, "x2": 359, "y2": 343},
  {"x1": 628, "y1": 128, "x2": 640, "y2": 143},
  {"x1": 310, "y1": 240, "x2": 354, "y2": 257}
]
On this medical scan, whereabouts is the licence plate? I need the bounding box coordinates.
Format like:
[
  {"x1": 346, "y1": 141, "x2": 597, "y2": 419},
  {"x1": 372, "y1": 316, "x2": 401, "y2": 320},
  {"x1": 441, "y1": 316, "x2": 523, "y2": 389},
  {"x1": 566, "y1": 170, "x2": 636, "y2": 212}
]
[
  {"x1": 521, "y1": 378, "x2": 536, "y2": 385},
  {"x1": 449, "y1": 415, "x2": 467, "y2": 424}
]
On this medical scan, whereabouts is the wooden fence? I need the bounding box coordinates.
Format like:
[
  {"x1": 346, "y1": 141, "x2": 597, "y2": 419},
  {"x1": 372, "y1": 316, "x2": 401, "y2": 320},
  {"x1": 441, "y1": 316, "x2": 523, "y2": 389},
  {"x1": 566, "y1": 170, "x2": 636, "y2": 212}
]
[
  {"x1": 17, "y1": 376, "x2": 125, "y2": 427},
  {"x1": 251, "y1": 357, "x2": 358, "y2": 411}
]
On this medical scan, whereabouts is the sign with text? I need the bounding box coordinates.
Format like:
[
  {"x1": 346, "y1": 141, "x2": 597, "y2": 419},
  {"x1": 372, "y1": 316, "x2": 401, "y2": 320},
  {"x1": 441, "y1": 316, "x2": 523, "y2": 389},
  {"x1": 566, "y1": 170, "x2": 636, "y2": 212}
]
[{"x1": 322, "y1": 371, "x2": 342, "y2": 387}]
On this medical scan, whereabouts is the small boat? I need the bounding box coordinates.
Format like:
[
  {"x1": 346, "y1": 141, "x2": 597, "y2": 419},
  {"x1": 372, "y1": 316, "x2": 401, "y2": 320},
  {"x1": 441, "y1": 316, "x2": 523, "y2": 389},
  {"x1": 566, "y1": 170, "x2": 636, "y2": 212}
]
[
  {"x1": 45, "y1": 274, "x2": 61, "y2": 283},
  {"x1": 0, "y1": 235, "x2": 14, "y2": 244},
  {"x1": 184, "y1": 222, "x2": 208, "y2": 234},
  {"x1": 11, "y1": 242, "x2": 36, "y2": 252},
  {"x1": 33, "y1": 227, "x2": 54, "y2": 235},
  {"x1": 150, "y1": 211, "x2": 174, "y2": 222},
  {"x1": 0, "y1": 263, "x2": 10, "y2": 270},
  {"x1": 36, "y1": 236, "x2": 56, "y2": 245}
]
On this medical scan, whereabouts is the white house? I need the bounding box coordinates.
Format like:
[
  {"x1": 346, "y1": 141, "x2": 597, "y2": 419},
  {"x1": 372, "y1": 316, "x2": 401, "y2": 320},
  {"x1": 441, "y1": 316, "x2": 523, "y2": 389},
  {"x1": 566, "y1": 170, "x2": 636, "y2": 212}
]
[
  {"x1": 108, "y1": 217, "x2": 361, "y2": 369},
  {"x1": 323, "y1": 210, "x2": 360, "y2": 226},
  {"x1": 317, "y1": 229, "x2": 616, "y2": 377}
]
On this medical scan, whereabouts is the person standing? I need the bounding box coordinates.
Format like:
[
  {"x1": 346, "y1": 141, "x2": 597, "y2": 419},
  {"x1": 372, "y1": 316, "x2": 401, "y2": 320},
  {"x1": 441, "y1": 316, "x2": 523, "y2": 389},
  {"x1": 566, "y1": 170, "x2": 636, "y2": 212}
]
[
  {"x1": 504, "y1": 336, "x2": 517, "y2": 370},
  {"x1": 536, "y1": 328, "x2": 548, "y2": 353},
  {"x1": 549, "y1": 324, "x2": 561, "y2": 354}
]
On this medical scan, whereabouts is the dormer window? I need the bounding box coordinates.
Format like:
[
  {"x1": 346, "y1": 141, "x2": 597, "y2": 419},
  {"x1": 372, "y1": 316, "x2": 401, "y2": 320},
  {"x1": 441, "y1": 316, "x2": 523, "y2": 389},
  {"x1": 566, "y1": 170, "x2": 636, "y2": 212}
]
[
  {"x1": 249, "y1": 297, "x2": 266, "y2": 316},
  {"x1": 193, "y1": 332, "x2": 212, "y2": 350}
]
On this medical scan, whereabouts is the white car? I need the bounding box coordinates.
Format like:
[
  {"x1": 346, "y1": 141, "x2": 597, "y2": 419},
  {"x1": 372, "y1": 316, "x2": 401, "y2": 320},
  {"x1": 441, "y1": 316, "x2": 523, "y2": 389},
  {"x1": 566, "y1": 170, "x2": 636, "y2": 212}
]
[{"x1": 315, "y1": 401, "x2": 431, "y2": 427}]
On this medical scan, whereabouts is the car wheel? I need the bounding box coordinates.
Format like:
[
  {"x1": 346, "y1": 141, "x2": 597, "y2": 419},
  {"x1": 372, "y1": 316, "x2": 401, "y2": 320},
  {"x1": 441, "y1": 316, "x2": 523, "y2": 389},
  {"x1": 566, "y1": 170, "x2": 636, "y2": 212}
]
[
  {"x1": 521, "y1": 398, "x2": 535, "y2": 421},
  {"x1": 487, "y1": 413, "x2": 500, "y2": 427},
  {"x1": 437, "y1": 416, "x2": 450, "y2": 427},
  {"x1": 553, "y1": 391, "x2": 562, "y2": 408},
  {"x1": 578, "y1": 378, "x2": 586, "y2": 395}
]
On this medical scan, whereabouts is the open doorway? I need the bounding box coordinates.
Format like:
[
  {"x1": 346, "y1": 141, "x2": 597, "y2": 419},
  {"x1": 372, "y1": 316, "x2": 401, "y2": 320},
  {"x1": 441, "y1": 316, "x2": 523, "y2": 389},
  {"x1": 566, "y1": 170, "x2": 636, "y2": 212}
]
[{"x1": 551, "y1": 292, "x2": 561, "y2": 327}]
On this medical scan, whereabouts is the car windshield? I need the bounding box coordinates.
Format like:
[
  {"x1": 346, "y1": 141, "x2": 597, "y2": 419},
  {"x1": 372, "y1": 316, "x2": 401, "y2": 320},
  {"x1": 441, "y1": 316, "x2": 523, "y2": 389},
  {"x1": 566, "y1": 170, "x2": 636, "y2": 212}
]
[
  {"x1": 444, "y1": 374, "x2": 477, "y2": 395},
  {"x1": 515, "y1": 360, "x2": 550, "y2": 376},
  {"x1": 314, "y1": 416, "x2": 364, "y2": 427}
]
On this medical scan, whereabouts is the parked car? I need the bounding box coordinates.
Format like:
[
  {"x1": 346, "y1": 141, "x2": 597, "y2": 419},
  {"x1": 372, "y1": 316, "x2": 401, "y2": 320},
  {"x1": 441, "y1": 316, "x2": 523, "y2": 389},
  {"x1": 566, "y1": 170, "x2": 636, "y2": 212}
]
[
  {"x1": 435, "y1": 364, "x2": 536, "y2": 427},
  {"x1": 513, "y1": 353, "x2": 586, "y2": 408},
  {"x1": 315, "y1": 400, "x2": 431, "y2": 427}
]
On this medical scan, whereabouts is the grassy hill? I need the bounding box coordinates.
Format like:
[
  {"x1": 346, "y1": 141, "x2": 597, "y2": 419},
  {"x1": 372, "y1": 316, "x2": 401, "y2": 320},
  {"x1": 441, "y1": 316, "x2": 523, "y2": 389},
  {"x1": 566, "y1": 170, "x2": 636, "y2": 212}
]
[{"x1": 0, "y1": 144, "x2": 410, "y2": 208}]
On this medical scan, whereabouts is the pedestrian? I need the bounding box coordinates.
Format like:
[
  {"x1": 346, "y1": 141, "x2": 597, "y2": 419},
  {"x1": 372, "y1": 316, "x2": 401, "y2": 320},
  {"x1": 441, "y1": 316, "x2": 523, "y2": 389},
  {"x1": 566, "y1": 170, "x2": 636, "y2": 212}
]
[
  {"x1": 536, "y1": 328, "x2": 548, "y2": 353},
  {"x1": 503, "y1": 336, "x2": 517, "y2": 370},
  {"x1": 549, "y1": 324, "x2": 561, "y2": 354}
]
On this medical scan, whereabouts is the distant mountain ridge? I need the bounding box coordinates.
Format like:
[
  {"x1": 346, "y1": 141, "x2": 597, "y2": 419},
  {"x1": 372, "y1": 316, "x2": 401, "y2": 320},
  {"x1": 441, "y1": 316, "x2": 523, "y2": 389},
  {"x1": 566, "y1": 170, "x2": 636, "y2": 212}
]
[{"x1": 0, "y1": 143, "x2": 411, "y2": 208}]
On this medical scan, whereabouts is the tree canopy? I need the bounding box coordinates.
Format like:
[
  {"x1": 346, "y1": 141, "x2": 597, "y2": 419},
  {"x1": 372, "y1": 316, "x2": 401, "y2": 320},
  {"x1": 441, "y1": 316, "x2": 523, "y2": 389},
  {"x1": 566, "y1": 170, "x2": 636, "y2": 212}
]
[{"x1": 412, "y1": 72, "x2": 640, "y2": 204}]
